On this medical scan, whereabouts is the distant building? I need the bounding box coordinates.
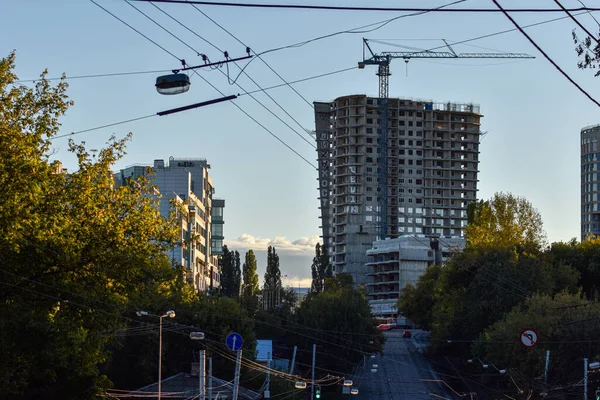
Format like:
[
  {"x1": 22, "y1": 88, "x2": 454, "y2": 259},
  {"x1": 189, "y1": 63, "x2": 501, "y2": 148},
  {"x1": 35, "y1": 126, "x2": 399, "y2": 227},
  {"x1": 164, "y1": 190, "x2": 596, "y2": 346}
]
[
  {"x1": 314, "y1": 95, "x2": 481, "y2": 287},
  {"x1": 581, "y1": 124, "x2": 600, "y2": 240},
  {"x1": 366, "y1": 235, "x2": 465, "y2": 323},
  {"x1": 114, "y1": 157, "x2": 224, "y2": 292}
]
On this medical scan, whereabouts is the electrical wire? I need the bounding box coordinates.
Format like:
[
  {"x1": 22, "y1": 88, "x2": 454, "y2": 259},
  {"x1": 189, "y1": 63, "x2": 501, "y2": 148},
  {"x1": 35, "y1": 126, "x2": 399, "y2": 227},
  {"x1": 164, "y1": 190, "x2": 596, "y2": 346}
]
[
  {"x1": 131, "y1": 1, "x2": 600, "y2": 13},
  {"x1": 141, "y1": 3, "x2": 317, "y2": 149},
  {"x1": 553, "y1": 0, "x2": 599, "y2": 45},
  {"x1": 88, "y1": 0, "x2": 317, "y2": 169},
  {"x1": 123, "y1": 0, "x2": 316, "y2": 151},
  {"x1": 578, "y1": 0, "x2": 600, "y2": 27},
  {"x1": 182, "y1": 1, "x2": 314, "y2": 109},
  {"x1": 491, "y1": 0, "x2": 600, "y2": 108}
]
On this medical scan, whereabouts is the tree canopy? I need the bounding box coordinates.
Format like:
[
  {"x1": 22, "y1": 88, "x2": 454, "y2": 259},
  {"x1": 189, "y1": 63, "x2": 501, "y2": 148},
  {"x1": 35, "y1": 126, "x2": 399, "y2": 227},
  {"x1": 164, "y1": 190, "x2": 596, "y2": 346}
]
[
  {"x1": 465, "y1": 192, "x2": 546, "y2": 250},
  {"x1": 0, "y1": 52, "x2": 180, "y2": 399},
  {"x1": 242, "y1": 250, "x2": 259, "y2": 314}
]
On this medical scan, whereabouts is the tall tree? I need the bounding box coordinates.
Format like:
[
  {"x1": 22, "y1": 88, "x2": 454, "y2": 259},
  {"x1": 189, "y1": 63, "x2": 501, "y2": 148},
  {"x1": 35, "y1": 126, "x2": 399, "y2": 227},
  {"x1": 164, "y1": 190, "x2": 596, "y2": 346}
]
[
  {"x1": 311, "y1": 243, "x2": 323, "y2": 293},
  {"x1": 0, "y1": 52, "x2": 179, "y2": 399},
  {"x1": 219, "y1": 245, "x2": 236, "y2": 297},
  {"x1": 263, "y1": 246, "x2": 282, "y2": 309},
  {"x1": 233, "y1": 250, "x2": 242, "y2": 298},
  {"x1": 264, "y1": 246, "x2": 282, "y2": 289},
  {"x1": 242, "y1": 250, "x2": 259, "y2": 313},
  {"x1": 466, "y1": 192, "x2": 546, "y2": 250},
  {"x1": 311, "y1": 243, "x2": 333, "y2": 293}
]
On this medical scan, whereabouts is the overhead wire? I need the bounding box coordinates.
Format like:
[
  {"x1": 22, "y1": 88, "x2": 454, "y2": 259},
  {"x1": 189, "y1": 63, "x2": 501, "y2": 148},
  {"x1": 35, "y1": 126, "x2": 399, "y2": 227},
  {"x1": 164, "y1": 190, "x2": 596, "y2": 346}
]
[
  {"x1": 553, "y1": 0, "x2": 599, "y2": 45},
  {"x1": 141, "y1": 1, "x2": 316, "y2": 149},
  {"x1": 491, "y1": 0, "x2": 600, "y2": 108},
  {"x1": 130, "y1": 1, "x2": 600, "y2": 13},
  {"x1": 180, "y1": 0, "x2": 315, "y2": 109},
  {"x1": 88, "y1": 0, "x2": 317, "y2": 169},
  {"x1": 577, "y1": 0, "x2": 600, "y2": 27}
]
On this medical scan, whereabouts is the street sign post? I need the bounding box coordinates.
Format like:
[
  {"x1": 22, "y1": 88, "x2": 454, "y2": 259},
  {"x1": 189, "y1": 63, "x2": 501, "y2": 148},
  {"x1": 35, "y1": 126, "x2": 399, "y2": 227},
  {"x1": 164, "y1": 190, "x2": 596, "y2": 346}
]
[
  {"x1": 520, "y1": 328, "x2": 538, "y2": 348},
  {"x1": 226, "y1": 332, "x2": 243, "y2": 351}
]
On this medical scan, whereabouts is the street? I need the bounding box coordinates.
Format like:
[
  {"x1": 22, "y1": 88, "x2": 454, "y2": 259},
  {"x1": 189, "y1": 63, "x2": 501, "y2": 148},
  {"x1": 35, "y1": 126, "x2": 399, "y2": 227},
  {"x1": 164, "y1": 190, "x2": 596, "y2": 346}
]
[{"x1": 352, "y1": 330, "x2": 459, "y2": 400}]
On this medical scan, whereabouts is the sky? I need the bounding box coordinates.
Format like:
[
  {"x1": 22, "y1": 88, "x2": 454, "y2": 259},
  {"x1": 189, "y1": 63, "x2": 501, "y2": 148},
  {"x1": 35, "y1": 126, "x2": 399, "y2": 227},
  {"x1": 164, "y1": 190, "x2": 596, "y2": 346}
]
[{"x1": 4, "y1": 0, "x2": 600, "y2": 285}]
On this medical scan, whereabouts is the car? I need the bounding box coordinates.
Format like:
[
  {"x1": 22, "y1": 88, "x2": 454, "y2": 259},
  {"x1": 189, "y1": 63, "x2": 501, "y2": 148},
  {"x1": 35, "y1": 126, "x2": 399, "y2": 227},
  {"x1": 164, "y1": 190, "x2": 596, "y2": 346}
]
[
  {"x1": 402, "y1": 330, "x2": 412, "y2": 338},
  {"x1": 377, "y1": 323, "x2": 391, "y2": 331}
]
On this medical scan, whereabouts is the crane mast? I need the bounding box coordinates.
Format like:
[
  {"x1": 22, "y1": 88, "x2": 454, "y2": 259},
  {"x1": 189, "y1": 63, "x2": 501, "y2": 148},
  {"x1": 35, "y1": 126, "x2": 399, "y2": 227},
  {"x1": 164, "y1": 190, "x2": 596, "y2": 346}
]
[{"x1": 358, "y1": 38, "x2": 534, "y2": 240}]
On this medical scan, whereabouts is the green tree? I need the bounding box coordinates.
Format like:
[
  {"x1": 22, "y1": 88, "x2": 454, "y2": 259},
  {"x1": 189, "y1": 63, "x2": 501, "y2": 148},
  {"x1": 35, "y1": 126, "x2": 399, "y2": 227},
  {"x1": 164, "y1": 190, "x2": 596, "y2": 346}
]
[
  {"x1": 220, "y1": 245, "x2": 237, "y2": 298},
  {"x1": 264, "y1": 246, "x2": 281, "y2": 288},
  {"x1": 429, "y1": 248, "x2": 578, "y2": 355},
  {"x1": 242, "y1": 250, "x2": 259, "y2": 314},
  {"x1": 310, "y1": 243, "x2": 333, "y2": 293},
  {"x1": 551, "y1": 237, "x2": 600, "y2": 299},
  {"x1": 0, "y1": 52, "x2": 179, "y2": 399},
  {"x1": 397, "y1": 265, "x2": 442, "y2": 330},
  {"x1": 296, "y1": 275, "x2": 383, "y2": 376},
  {"x1": 466, "y1": 192, "x2": 546, "y2": 250},
  {"x1": 473, "y1": 292, "x2": 600, "y2": 390},
  {"x1": 233, "y1": 250, "x2": 242, "y2": 298}
]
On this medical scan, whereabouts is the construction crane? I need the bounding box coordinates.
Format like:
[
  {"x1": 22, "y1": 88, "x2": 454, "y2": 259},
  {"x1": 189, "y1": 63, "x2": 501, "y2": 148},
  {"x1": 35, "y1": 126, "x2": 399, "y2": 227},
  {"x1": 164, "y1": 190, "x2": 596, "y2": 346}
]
[{"x1": 358, "y1": 38, "x2": 534, "y2": 240}]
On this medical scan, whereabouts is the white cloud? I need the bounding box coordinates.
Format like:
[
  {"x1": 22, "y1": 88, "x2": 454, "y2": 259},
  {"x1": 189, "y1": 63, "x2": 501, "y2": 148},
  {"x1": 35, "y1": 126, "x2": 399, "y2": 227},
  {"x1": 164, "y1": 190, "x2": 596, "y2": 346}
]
[{"x1": 225, "y1": 233, "x2": 320, "y2": 254}]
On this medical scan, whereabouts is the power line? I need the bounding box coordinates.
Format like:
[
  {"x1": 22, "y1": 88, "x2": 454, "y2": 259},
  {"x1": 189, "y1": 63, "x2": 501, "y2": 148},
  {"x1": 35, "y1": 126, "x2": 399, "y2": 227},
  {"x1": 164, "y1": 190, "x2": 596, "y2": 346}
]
[
  {"x1": 184, "y1": 2, "x2": 315, "y2": 109},
  {"x1": 52, "y1": 114, "x2": 156, "y2": 140},
  {"x1": 577, "y1": 0, "x2": 600, "y2": 27},
  {"x1": 553, "y1": 0, "x2": 599, "y2": 44},
  {"x1": 257, "y1": 0, "x2": 466, "y2": 57},
  {"x1": 131, "y1": 1, "x2": 600, "y2": 13},
  {"x1": 89, "y1": 0, "x2": 317, "y2": 169},
  {"x1": 127, "y1": 1, "x2": 317, "y2": 150},
  {"x1": 491, "y1": 0, "x2": 600, "y2": 108}
]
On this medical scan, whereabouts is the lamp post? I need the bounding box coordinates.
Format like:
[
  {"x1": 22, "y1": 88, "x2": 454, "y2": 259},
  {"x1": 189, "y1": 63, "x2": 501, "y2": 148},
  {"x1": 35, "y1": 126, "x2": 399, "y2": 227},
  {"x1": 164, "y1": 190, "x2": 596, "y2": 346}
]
[{"x1": 137, "y1": 310, "x2": 176, "y2": 400}]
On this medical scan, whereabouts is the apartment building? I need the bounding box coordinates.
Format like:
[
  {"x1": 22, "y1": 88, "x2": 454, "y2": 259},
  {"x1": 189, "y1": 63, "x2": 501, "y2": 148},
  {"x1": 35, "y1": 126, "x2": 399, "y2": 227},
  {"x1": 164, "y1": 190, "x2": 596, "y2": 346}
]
[
  {"x1": 366, "y1": 236, "x2": 465, "y2": 322},
  {"x1": 114, "y1": 157, "x2": 224, "y2": 292},
  {"x1": 581, "y1": 124, "x2": 600, "y2": 240},
  {"x1": 315, "y1": 95, "x2": 481, "y2": 285}
]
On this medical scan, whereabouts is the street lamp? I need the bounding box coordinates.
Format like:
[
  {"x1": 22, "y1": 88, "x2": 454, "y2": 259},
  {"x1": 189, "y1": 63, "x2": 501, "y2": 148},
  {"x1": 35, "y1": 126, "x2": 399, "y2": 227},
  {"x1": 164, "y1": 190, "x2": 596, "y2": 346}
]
[{"x1": 137, "y1": 310, "x2": 176, "y2": 400}]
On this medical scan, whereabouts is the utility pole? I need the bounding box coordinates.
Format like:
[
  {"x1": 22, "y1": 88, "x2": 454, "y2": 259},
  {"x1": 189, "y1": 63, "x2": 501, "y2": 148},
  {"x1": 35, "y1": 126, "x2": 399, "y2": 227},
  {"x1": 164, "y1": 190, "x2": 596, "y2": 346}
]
[
  {"x1": 290, "y1": 346, "x2": 297, "y2": 375},
  {"x1": 232, "y1": 350, "x2": 242, "y2": 400},
  {"x1": 585, "y1": 357, "x2": 589, "y2": 400},
  {"x1": 544, "y1": 350, "x2": 550, "y2": 386},
  {"x1": 265, "y1": 352, "x2": 271, "y2": 399},
  {"x1": 199, "y1": 349, "x2": 206, "y2": 400},
  {"x1": 208, "y1": 357, "x2": 213, "y2": 400},
  {"x1": 311, "y1": 344, "x2": 316, "y2": 400}
]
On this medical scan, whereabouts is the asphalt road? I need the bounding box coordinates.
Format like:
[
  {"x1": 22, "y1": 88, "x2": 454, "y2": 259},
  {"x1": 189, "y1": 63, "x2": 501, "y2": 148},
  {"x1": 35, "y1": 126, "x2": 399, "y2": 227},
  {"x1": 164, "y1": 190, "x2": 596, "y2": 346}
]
[{"x1": 352, "y1": 330, "x2": 459, "y2": 400}]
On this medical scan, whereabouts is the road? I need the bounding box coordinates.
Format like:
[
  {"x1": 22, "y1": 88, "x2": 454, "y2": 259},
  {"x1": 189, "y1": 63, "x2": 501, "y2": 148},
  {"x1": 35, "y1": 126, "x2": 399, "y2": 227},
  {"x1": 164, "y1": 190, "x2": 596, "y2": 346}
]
[{"x1": 352, "y1": 330, "x2": 459, "y2": 400}]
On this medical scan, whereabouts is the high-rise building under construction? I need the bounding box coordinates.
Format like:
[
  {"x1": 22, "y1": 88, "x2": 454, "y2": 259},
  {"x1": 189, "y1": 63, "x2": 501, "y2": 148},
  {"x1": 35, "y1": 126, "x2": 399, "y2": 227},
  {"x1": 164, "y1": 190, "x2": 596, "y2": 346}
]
[{"x1": 314, "y1": 95, "x2": 482, "y2": 285}]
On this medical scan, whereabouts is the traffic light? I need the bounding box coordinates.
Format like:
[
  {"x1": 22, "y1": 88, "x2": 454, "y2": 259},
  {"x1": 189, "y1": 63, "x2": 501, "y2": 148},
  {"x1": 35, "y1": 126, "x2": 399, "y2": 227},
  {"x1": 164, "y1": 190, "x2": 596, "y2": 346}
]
[
  {"x1": 315, "y1": 386, "x2": 321, "y2": 399},
  {"x1": 595, "y1": 388, "x2": 600, "y2": 400}
]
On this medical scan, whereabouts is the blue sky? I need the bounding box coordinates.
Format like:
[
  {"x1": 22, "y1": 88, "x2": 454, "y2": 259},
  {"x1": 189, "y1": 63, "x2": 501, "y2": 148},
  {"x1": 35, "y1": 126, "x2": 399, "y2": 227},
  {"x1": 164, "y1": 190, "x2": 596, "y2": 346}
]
[{"x1": 5, "y1": 0, "x2": 600, "y2": 284}]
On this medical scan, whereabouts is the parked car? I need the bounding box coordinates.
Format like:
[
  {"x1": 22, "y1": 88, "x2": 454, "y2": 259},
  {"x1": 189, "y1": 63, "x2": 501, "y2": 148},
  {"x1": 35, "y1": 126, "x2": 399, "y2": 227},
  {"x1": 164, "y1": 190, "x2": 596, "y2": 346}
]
[
  {"x1": 402, "y1": 330, "x2": 412, "y2": 338},
  {"x1": 377, "y1": 323, "x2": 392, "y2": 331}
]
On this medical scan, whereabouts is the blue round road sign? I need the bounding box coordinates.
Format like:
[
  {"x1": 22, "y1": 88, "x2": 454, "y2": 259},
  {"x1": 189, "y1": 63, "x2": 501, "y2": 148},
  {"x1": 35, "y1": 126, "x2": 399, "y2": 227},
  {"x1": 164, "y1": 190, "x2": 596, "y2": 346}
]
[{"x1": 226, "y1": 332, "x2": 243, "y2": 351}]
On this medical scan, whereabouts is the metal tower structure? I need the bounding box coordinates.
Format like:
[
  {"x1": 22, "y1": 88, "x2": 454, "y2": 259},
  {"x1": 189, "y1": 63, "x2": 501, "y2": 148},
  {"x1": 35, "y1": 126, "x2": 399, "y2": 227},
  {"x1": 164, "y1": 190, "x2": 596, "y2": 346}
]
[{"x1": 358, "y1": 38, "x2": 534, "y2": 240}]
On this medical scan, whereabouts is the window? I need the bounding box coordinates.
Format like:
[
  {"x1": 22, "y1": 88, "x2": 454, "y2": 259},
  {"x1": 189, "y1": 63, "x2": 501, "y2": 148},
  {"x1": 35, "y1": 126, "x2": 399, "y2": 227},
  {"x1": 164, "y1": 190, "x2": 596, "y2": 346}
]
[
  {"x1": 416, "y1": 179, "x2": 422, "y2": 185},
  {"x1": 367, "y1": 118, "x2": 373, "y2": 124},
  {"x1": 367, "y1": 127, "x2": 373, "y2": 134},
  {"x1": 400, "y1": 140, "x2": 405, "y2": 145}
]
